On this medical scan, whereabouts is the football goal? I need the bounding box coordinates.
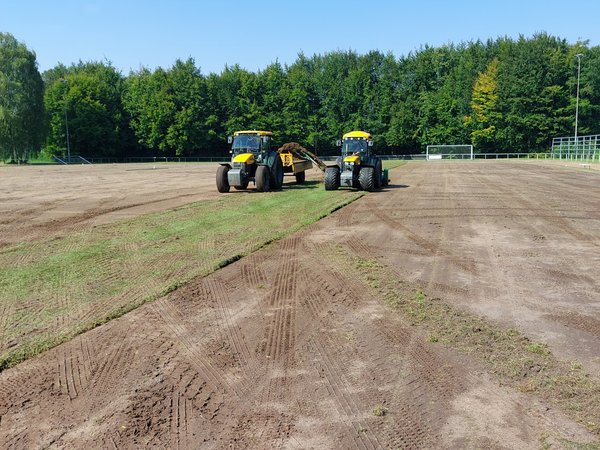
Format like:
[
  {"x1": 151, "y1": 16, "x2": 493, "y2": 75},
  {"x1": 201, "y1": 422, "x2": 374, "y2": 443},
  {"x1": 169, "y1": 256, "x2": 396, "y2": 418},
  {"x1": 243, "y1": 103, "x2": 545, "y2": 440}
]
[{"x1": 426, "y1": 145, "x2": 474, "y2": 160}]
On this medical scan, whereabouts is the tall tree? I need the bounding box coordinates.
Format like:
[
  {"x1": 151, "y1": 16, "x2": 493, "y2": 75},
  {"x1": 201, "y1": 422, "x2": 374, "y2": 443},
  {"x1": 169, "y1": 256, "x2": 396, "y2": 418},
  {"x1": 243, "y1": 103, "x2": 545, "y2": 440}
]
[
  {"x1": 466, "y1": 58, "x2": 500, "y2": 151},
  {"x1": 0, "y1": 32, "x2": 44, "y2": 162},
  {"x1": 44, "y1": 61, "x2": 132, "y2": 157}
]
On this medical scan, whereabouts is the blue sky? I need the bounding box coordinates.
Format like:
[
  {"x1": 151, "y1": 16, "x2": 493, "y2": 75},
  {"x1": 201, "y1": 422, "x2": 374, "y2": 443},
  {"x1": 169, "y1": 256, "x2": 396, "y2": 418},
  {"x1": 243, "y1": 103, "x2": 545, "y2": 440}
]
[{"x1": 2, "y1": 0, "x2": 599, "y2": 75}]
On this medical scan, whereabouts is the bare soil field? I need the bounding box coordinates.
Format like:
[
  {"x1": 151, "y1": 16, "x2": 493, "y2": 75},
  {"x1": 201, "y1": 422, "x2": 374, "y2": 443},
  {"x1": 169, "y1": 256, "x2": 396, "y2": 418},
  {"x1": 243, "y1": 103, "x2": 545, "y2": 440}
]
[
  {"x1": 1, "y1": 161, "x2": 599, "y2": 448},
  {"x1": 0, "y1": 163, "x2": 225, "y2": 247}
]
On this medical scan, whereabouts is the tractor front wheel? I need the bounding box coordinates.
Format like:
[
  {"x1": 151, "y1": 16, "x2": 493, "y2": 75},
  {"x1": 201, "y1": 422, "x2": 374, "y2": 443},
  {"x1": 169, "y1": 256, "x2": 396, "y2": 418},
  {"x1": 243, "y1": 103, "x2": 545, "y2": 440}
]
[
  {"x1": 359, "y1": 167, "x2": 375, "y2": 192},
  {"x1": 270, "y1": 156, "x2": 284, "y2": 190},
  {"x1": 216, "y1": 165, "x2": 230, "y2": 193},
  {"x1": 295, "y1": 171, "x2": 306, "y2": 184},
  {"x1": 256, "y1": 165, "x2": 271, "y2": 192},
  {"x1": 324, "y1": 167, "x2": 340, "y2": 190},
  {"x1": 374, "y1": 160, "x2": 382, "y2": 190}
]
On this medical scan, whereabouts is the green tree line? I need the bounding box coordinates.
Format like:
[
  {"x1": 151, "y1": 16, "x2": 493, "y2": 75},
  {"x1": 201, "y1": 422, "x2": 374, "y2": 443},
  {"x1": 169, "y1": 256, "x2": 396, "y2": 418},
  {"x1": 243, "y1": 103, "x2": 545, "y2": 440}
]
[{"x1": 2, "y1": 31, "x2": 600, "y2": 161}]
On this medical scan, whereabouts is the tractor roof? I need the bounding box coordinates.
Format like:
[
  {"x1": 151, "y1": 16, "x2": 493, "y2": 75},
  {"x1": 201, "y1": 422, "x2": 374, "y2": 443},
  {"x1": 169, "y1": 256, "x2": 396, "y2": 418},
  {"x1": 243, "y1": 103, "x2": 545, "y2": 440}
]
[
  {"x1": 234, "y1": 130, "x2": 273, "y2": 137},
  {"x1": 343, "y1": 131, "x2": 372, "y2": 140}
]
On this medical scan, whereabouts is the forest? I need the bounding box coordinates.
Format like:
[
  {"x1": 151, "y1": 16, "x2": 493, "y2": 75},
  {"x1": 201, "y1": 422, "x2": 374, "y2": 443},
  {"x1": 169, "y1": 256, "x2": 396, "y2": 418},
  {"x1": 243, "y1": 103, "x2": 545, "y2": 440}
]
[{"x1": 1, "y1": 31, "x2": 600, "y2": 160}]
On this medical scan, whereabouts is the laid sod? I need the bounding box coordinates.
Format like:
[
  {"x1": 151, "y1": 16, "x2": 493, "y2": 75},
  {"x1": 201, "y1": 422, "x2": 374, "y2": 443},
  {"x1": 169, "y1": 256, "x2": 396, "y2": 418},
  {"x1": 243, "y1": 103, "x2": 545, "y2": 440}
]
[{"x1": 0, "y1": 180, "x2": 363, "y2": 371}]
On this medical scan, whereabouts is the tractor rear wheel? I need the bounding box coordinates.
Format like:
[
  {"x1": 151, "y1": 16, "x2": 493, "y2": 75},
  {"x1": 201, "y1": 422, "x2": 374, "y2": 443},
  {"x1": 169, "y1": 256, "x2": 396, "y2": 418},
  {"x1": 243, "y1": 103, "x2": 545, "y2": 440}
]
[
  {"x1": 256, "y1": 165, "x2": 271, "y2": 192},
  {"x1": 270, "y1": 156, "x2": 284, "y2": 190},
  {"x1": 359, "y1": 167, "x2": 375, "y2": 192},
  {"x1": 324, "y1": 167, "x2": 340, "y2": 190},
  {"x1": 216, "y1": 165, "x2": 230, "y2": 193},
  {"x1": 295, "y1": 171, "x2": 306, "y2": 184}
]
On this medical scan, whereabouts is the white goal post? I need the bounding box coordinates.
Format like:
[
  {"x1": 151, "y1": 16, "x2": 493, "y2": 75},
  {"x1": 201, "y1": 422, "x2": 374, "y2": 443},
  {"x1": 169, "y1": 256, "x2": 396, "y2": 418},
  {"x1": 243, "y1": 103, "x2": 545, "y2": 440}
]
[{"x1": 426, "y1": 145, "x2": 474, "y2": 160}]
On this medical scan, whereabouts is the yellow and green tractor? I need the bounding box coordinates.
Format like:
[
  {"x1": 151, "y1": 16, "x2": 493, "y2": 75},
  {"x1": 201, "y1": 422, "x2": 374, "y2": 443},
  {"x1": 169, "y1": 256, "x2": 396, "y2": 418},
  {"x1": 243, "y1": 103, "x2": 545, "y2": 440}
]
[
  {"x1": 216, "y1": 130, "x2": 284, "y2": 192},
  {"x1": 324, "y1": 131, "x2": 388, "y2": 191},
  {"x1": 216, "y1": 131, "x2": 327, "y2": 193}
]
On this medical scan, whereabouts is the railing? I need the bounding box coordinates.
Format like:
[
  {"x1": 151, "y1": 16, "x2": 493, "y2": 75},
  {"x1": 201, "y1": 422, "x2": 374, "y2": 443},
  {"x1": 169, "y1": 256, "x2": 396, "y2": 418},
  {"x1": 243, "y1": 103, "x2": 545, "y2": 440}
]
[
  {"x1": 43, "y1": 152, "x2": 599, "y2": 165},
  {"x1": 53, "y1": 155, "x2": 92, "y2": 164},
  {"x1": 551, "y1": 135, "x2": 600, "y2": 161}
]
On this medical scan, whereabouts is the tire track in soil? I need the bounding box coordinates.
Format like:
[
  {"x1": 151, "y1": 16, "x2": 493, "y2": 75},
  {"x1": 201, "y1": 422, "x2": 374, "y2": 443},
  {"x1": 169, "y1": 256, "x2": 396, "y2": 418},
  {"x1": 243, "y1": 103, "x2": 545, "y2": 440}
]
[
  {"x1": 294, "y1": 259, "x2": 387, "y2": 449},
  {"x1": 246, "y1": 236, "x2": 302, "y2": 434},
  {"x1": 0, "y1": 246, "x2": 34, "y2": 267},
  {"x1": 260, "y1": 235, "x2": 300, "y2": 363},
  {"x1": 345, "y1": 232, "x2": 385, "y2": 260},
  {"x1": 486, "y1": 169, "x2": 599, "y2": 246},
  {"x1": 297, "y1": 246, "x2": 434, "y2": 448},
  {"x1": 240, "y1": 254, "x2": 268, "y2": 289},
  {"x1": 201, "y1": 275, "x2": 259, "y2": 384},
  {"x1": 66, "y1": 250, "x2": 184, "y2": 334},
  {"x1": 366, "y1": 200, "x2": 476, "y2": 276},
  {"x1": 468, "y1": 170, "x2": 594, "y2": 329},
  {"x1": 54, "y1": 333, "x2": 96, "y2": 400},
  {"x1": 102, "y1": 319, "x2": 211, "y2": 449},
  {"x1": 148, "y1": 297, "x2": 241, "y2": 398},
  {"x1": 307, "y1": 337, "x2": 381, "y2": 450},
  {"x1": 78, "y1": 318, "x2": 140, "y2": 413},
  {"x1": 335, "y1": 200, "x2": 359, "y2": 227},
  {"x1": 373, "y1": 318, "x2": 466, "y2": 447},
  {"x1": 2, "y1": 429, "x2": 28, "y2": 450},
  {"x1": 0, "y1": 303, "x2": 12, "y2": 354},
  {"x1": 544, "y1": 311, "x2": 600, "y2": 337}
]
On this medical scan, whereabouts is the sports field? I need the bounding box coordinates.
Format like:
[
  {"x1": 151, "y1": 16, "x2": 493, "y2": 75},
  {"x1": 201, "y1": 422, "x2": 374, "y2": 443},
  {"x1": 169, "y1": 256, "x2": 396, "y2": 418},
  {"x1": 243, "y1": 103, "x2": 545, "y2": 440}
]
[{"x1": 0, "y1": 161, "x2": 599, "y2": 448}]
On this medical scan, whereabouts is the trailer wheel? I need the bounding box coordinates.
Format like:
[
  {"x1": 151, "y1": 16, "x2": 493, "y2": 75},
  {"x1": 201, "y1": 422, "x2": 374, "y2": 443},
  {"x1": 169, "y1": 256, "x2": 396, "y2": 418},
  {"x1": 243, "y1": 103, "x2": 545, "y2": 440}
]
[
  {"x1": 295, "y1": 171, "x2": 306, "y2": 184},
  {"x1": 324, "y1": 167, "x2": 340, "y2": 190},
  {"x1": 359, "y1": 167, "x2": 375, "y2": 192},
  {"x1": 256, "y1": 165, "x2": 271, "y2": 192},
  {"x1": 216, "y1": 165, "x2": 230, "y2": 193}
]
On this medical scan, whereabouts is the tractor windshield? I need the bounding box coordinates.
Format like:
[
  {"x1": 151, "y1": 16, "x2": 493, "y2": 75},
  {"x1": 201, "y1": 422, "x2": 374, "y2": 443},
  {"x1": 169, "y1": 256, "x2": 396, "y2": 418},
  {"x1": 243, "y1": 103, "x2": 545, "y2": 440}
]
[
  {"x1": 232, "y1": 135, "x2": 262, "y2": 152},
  {"x1": 343, "y1": 139, "x2": 368, "y2": 156}
]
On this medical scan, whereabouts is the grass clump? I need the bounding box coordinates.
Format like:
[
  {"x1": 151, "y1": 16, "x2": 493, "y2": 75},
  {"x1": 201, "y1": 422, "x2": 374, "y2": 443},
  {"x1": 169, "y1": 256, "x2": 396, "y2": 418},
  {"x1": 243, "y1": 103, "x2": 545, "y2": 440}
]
[{"x1": 372, "y1": 404, "x2": 388, "y2": 417}]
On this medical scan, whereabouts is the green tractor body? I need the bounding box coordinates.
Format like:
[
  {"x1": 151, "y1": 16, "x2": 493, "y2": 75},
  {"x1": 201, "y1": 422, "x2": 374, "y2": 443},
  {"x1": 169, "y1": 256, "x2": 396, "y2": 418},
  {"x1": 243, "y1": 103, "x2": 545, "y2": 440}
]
[
  {"x1": 324, "y1": 131, "x2": 388, "y2": 191},
  {"x1": 216, "y1": 130, "x2": 284, "y2": 193}
]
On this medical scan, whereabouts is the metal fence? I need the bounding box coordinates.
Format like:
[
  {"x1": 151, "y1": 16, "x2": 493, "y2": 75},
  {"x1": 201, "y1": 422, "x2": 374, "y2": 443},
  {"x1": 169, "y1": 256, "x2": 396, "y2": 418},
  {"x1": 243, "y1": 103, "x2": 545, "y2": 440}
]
[
  {"x1": 44, "y1": 152, "x2": 598, "y2": 165},
  {"x1": 551, "y1": 135, "x2": 600, "y2": 161}
]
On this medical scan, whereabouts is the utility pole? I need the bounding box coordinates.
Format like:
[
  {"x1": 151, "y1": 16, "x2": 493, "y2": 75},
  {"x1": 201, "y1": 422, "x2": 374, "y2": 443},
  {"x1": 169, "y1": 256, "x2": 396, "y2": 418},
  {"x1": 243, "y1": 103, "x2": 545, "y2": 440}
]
[{"x1": 574, "y1": 53, "x2": 584, "y2": 152}]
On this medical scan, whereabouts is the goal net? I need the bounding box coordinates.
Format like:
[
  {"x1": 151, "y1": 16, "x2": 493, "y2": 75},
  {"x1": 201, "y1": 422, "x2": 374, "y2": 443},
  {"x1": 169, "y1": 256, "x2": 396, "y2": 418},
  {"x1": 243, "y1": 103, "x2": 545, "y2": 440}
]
[{"x1": 426, "y1": 145, "x2": 474, "y2": 160}]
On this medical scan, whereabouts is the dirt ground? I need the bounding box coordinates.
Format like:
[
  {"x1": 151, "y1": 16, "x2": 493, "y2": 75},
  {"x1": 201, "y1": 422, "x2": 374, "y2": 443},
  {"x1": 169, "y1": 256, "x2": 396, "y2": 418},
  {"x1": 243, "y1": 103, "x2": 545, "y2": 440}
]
[
  {"x1": 0, "y1": 161, "x2": 599, "y2": 448},
  {"x1": 0, "y1": 163, "x2": 227, "y2": 247}
]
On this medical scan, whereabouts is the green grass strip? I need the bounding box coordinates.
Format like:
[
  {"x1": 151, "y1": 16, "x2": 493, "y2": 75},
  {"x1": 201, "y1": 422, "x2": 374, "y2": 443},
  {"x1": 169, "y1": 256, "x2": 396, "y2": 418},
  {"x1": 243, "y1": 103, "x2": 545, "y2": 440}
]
[{"x1": 0, "y1": 180, "x2": 363, "y2": 371}]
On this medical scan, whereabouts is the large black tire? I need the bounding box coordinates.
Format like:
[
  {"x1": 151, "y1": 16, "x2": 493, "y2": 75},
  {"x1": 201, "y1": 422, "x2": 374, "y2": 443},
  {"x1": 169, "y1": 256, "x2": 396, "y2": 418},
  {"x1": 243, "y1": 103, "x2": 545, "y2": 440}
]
[
  {"x1": 359, "y1": 166, "x2": 375, "y2": 192},
  {"x1": 295, "y1": 171, "x2": 306, "y2": 184},
  {"x1": 374, "y1": 160, "x2": 382, "y2": 190},
  {"x1": 255, "y1": 165, "x2": 270, "y2": 192},
  {"x1": 270, "y1": 156, "x2": 284, "y2": 190},
  {"x1": 324, "y1": 167, "x2": 340, "y2": 190},
  {"x1": 216, "y1": 165, "x2": 230, "y2": 193}
]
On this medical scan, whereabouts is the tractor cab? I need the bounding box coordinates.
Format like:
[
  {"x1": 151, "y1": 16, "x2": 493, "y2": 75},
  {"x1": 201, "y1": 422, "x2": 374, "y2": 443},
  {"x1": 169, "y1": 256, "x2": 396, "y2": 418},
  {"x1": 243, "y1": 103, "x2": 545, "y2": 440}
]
[
  {"x1": 340, "y1": 131, "x2": 373, "y2": 160},
  {"x1": 229, "y1": 131, "x2": 272, "y2": 158},
  {"x1": 336, "y1": 131, "x2": 374, "y2": 167}
]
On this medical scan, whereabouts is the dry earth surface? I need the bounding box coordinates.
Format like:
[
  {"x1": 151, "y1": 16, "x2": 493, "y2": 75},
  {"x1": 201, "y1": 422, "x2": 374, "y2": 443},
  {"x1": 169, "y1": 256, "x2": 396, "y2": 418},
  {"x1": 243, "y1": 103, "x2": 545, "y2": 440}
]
[{"x1": 0, "y1": 161, "x2": 599, "y2": 449}]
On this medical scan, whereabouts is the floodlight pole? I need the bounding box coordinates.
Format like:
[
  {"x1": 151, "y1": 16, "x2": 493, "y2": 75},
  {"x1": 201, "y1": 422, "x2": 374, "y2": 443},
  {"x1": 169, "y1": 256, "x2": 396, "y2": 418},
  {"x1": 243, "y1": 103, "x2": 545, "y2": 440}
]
[
  {"x1": 574, "y1": 54, "x2": 584, "y2": 150},
  {"x1": 60, "y1": 79, "x2": 71, "y2": 163}
]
